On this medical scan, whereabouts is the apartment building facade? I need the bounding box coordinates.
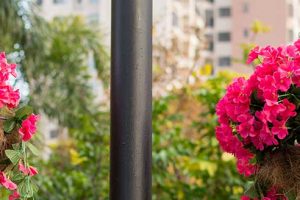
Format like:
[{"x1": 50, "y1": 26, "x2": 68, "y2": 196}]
[
  {"x1": 37, "y1": 0, "x2": 111, "y2": 45},
  {"x1": 153, "y1": 0, "x2": 206, "y2": 95},
  {"x1": 212, "y1": 0, "x2": 300, "y2": 73}
]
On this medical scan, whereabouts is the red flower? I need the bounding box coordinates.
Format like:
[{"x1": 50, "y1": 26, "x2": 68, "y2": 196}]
[
  {"x1": 247, "y1": 46, "x2": 260, "y2": 64},
  {"x1": 0, "y1": 52, "x2": 20, "y2": 109},
  {"x1": 29, "y1": 166, "x2": 38, "y2": 176},
  {"x1": 241, "y1": 196, "x2": 251, "y2": 200},
  {"x1": 0, "y1": 172, "x2": 17, "y2": 190},
  {"x1": 274, "y1": 71, "x2": 291, "y2": 92},
  {"x1": 18, "y1": 162, "x2": 38, "y2": 176},
  {"x1": 19, "y1": 114, "x2": 40, "y2": 142},
  {"x1": 9, "y1": 191, "x2": 20, "y2": 200}
]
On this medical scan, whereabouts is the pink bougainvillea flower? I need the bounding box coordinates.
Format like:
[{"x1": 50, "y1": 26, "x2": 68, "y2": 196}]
[
  {"x1": 216, "y1": 41, "x2": 300, "y2": 199},
  {"x1": 258, "y1": 75, "x2": 276, "y2": 92},
  {"x1": 9, "y1": 191, "x2": 20, "y2": 200},
  {"x1": 294, "y1": 39, "x2": 300, "y2": 50},
  {"x1": 263, "y1": 187, "x2": 288, "y2": 200},
  {"x1": 273, "y1": 71, "x2": 291, "y2": 92},
  {"x1": 29, "y1": 166, "x2": 38, "y2": 176},
  {"x1": 240, "y1": 196, "x2": 251, "y2": 200},
  {"x1": 18, "y1": 162, "x2": 28, "y2": 175},
  {"x1": 247, "y1": 46, "x2": 260, "y2": 64},
  {"x1": 0, "y1": 52, "x2": 17, "y2": 79},
  {"x1": 0, "y1": 52, "x2": 20, "y2": 109},
  {"x1": 272, "y1": 125, "x2": 288, "y2": 139},
  {"x1": 18, "y1": 162, "x2": 38, "y2": 176},
  {"x1": 237, "y1": 115, "x2": 255, "y2": 138},
  {"x1": 292, "y1": 69, "x2": 300, "y2": 87},
  {"x1": 0, "y1": 86, "x2": 20, "y2": 109},
  {"x1": 19, "y1": 114, "x2": 40, "y2": 142},
  {"x1": 0, "y1": 172, "x2": 17, "y2": 190}
]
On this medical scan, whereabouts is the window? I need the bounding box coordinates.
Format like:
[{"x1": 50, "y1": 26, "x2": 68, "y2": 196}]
[
  {"x1": 50, "y1": 130, "x2": 59, "y2": 139},
  {"x1": 88, "y1": 14, "x2": 100, "y2": 25},
  {"x1": 243, "y1": 2, "x2": 249, "y2": 13},
  {"x1": 289, "y1": 4, "x2": 294, "y2": 17},
  {"x1": 53, "y1": 0, "x2": 65, "y2": 4},
  {"x1": 172, "y1": 12, "x2": 179, "y2": 27},
  {"x1": 219, "y1": 7, "x2": 231, "y2": 17},
  {"x1": 218, "y1": 32, "x2": 231, "y2": 42},
  {"x1": 36, "y1": 0, "x2": 43, "y2": 5},
  {"x1": 208, "y1": 41, "x2": 214, "y2": 51},
  {"x1": 244, "y1": 29, "x2": 249, "y2": 38},
  {"x1": 195, "y1": 6, "x2": 201, "y2": 16},
  {"x1": 289, "y1": 29, "x2": 294, "y2": 42},
  {"x1": 218, "y1": 57, "x2": 231, "y2": 67},
  {"x1": 77, "y1": 0, "x2": 82, "y2": 3},
  {"x1": 205, "y1": 34, "x2": 214, "y2": 51},
  {"x1": 205, "y1": 10, "x2": 214, "y2": 27},
  {"x1": 90, "y1": 0, "x2": 98, "y2": 3}
]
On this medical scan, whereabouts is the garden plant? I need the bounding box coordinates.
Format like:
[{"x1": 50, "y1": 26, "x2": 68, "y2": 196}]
[
  {"x1": 216, "y1": 39, "x2": 300, "y2": 199},
  {"x1": 0, "y1": 52, "x2": 39, "y2": 200}
]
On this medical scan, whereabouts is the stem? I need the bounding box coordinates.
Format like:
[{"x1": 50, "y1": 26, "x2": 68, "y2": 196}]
[
  {"x1": 257, "y1": 57, "x2": 262, "y2": 64},
  {"x1": 251, "y1": 104, "x2": 262, "y2": 108},
  {"x1": 292, "y1": 94, "x2": 300, "y2": 101},
  {"x1": 279, "y1": 94, "x2": 291, "y2": 98}
]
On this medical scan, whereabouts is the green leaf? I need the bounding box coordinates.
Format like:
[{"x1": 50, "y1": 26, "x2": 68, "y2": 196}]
[
  {"x1": 18, "y1": 178, "x2": 34, "y2": 198},
  {"x1": 244, "y1": 182, "x2": 259, "y2": 198},
  {"x1": 3, "y1": 118, "x2": 16, "y2": 133},
  {"x1": 285, "y1": 190, "x2": 296, "y2": 199},
  {"x1": 12, "y1": 143, "x2": 21, "y2": 151},
  {"x1": 12, "y1": 173, "x2": 25, "y2": 182},
  {"x1": 5, "y1": 150, "x2": 21, "y2": 165},
  {"x1": 15, "y1": 106, "x2": 33, "y2": 120},
  {"x1": 27, "y1": 143, "x2": 39, "y2": 156},
  {"x1": 31, "y1": 181, "x2": 39, "y2": 193},
  {"x1": 0, "y1": 107, "x2": 14, "y2": 118}
]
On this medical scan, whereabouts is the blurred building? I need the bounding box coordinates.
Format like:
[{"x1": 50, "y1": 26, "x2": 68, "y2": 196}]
[
  {"x1": 211, "y1": 0, "x2": 300, "y2": 73},
  {"x1": 36, "y1": 0, "x2": 111, "y2": 46},
  {"x1": 35, "y1": 0, "x2": 109, "y2": 144},
  {"x1": 153, "y1": 0, "x2": 206, "y2": 96}
]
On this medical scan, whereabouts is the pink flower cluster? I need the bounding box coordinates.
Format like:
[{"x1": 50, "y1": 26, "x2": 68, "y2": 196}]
[
  {"x1": 18, "y1": 162, "x2": 38, "y2": 177},
  {"x1": 0, "y1": 52, "x2": 20, "y2": 108},
  {"x1": 19, "y1": 114, "x2": 40, "y2": 142},
  {"x1": 216, "y1": 40, "x2": 300, "y2": 177},
  {"x1": 0, "y1": 53, "x2": 39, "y2": 199},
  {"x1": 241, "y1": 187, "x2": 287, "y2": 200},
  {"x1": 0, "y1": 113, "x2": 39, "y2": 199}
]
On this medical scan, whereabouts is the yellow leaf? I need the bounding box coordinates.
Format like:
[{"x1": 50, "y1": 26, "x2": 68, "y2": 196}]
[
  {"x1": 70, "y1": 148, "x2": 87, "y2": 166},
  {"x1": 251, "y1": 20, "x2": 271, "y2": 34},
  {"x1": 200, "y1": 63, "x2": 213, "y2": 76}
]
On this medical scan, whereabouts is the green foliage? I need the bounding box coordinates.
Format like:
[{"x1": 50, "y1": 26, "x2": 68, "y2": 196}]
[
  {"x1": 0, "y1": 1, "x2": 250, "y2": 199},
  {"x1": 36, "y1": 112, "x2": 110, "y2": 200},
  {"x1": 4, "y1": 106, "x2": 34, "y2": 133},
  {"x1": 5, "y1": 149, "x2": 21, "y2": 165},
  {"x1": 1, "y1": 1, "x2": 109, "y2": 199},
  {"x1": 152, "y1": 72, "x2": 248, "y2": 200},
  {"x1": 5, "y1": 142, "x2": 39, "y2": 199},
  {"x1": 0, "y1": 0, "x2": 109, "y2": 129},
  {"x1": 36, "y1": 72, "x2": 247, "y2": 200}
]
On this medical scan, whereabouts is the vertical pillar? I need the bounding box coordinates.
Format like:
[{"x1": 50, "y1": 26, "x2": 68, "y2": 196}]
[{"x1": 110, "y1": 0, "x2": 152, "y2": 199}]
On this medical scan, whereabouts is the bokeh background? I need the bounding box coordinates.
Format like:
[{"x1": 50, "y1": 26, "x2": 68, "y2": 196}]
[{"x1": 0, "y1": 0, "x2": 298, "y2": 199}]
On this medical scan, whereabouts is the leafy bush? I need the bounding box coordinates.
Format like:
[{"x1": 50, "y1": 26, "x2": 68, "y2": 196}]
[{"x1": 152, "y1": 72, "x2": 248, "y2": 200}]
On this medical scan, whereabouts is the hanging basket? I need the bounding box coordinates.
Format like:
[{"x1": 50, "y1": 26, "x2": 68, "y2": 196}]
[
  {"x1": 256, "y1": 145, "x2": 300, "y2": 198},
  {"x1": 0, "y1": 119, "x2": 21, "y2": 171},
  {"x1": 215, "y1": 39, "x2": 300, "y2": 199}
]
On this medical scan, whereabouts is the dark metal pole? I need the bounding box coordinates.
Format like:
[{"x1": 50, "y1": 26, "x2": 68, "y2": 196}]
[{"x1": 110, "y1": 0, "x2": 152, "y2": 199}]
